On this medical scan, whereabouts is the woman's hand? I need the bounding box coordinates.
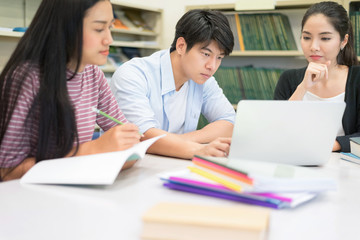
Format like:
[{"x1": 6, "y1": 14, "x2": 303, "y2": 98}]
[
  {"x1": 289, "y1": 61, "x2": 331, "y2": 100},
  {"x1": 332, "y1": 140, "x2": 341, "y2": 152},
  {"x1": 94, "y1": 123, "x2": 141, "y2": 153},
  {"x1": 302, "y1": 61, "x2": 331, "y2": 90},
  {"x1": 194, "y1": 137, "x2": 231, "y2": 157}
]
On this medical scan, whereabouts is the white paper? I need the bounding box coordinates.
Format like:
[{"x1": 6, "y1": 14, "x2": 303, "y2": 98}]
[
  {"x1": 228, "y1": 158, "x2": 337, "y2": 192},
  {"x1": 20, "y1": 135, "x2": 165, "y2": 185}
]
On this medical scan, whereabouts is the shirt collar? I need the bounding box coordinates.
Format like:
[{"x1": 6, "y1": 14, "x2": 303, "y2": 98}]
[
  {"x1": 66, "y1": 65, "x2": 86, "y2": 82},
  {"x1": 160, "y1": 49, "x2": 176, "y2": 95}
]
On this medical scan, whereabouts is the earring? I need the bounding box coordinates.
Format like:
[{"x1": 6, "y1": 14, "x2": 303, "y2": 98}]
[{"x1": 340, "y1": 46, "x2": 344, "y2": 51}]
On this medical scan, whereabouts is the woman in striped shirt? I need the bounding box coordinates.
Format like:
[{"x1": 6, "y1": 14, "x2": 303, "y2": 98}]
[{"x1": 0, "y1": 0, "x2": 141, "y2": 181}]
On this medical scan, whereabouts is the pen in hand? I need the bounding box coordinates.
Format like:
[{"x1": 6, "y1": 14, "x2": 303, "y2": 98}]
[{"x1": 91, "y1": 107, "x2": 143, "y2": 136}]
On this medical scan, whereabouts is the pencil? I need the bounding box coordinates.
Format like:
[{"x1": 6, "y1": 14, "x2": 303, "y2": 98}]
[
  {"x1": 91, "y1": 107, "x2": 143, "y2": 135},
  {"x1": 92, "y1": 107, "x2": 124, "y2": 125}
]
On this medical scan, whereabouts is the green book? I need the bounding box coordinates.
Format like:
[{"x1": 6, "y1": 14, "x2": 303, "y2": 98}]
[
  {"x1": 252, "y1": 14, "x2": 263, "y2": 50},
  {"x1": 240, "y1": 67, "x2": 252, "y2": 99},
  {"x1": 213, "y1": 67, "x2": 242, "y2": 104},
  {"x1": 272, "y1": 14, "x2": 287, "y2": 50},
  {"x1": 255, "y1": 14, "x2": 270, "y2": 50},
  {"x1": 280, "y1": 14, "x2": 297, "y2": 50},
  {"x1": 262, "y1": 14, "x2": 279, "y2": 50},
  {"x1": 238, "y1": 68, "x2": 248, "y2": 99}
]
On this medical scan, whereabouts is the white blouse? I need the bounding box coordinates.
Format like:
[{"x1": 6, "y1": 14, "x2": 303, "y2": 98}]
[{"x1": 303, "y1": 91, "x2": 345, "y2": 136}]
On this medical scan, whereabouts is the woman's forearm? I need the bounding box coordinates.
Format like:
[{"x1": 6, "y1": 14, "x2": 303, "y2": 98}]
[{"x1": 0, "y1": 157, "x2": 36, "y2": 181}]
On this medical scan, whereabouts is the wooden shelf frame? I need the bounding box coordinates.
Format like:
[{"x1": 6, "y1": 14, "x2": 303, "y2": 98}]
[{"x1": 0, "y1": 1, "x2": 164, "y2": 73}]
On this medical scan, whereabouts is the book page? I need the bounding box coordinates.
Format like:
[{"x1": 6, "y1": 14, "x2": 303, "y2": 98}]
[{"x1": 20, "y1": 135, "x2": 165, "y2": 185}]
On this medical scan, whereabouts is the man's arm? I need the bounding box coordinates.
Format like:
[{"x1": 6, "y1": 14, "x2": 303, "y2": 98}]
[
  {"x1": 195, "y1": 77, "x2": 235, "y2": 143},
  {"x1": 143, "y1": 128, "x2": 231, "y2": 159},
  {"x1": 181, "y1": 120, "x2": 233, "y2": 143}
]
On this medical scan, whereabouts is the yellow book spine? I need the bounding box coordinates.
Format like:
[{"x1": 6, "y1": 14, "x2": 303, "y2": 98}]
[
  {"x1": 187, "y1": 166, "x2": 242, "y2": 192},
  {"x1": 235, "y1": 14, "x2": 245, "y2": 51}
]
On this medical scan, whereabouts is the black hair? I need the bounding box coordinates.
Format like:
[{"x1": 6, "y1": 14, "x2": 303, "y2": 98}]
[
  {"x1": 170, "y1": 9, "x2": 234, "y2": 56},
  {"x1": 0, "y1": 0, "x2": 106, "y2": 162},
  {"x1": 301, "y1": 1, "x2": 358, "y2": 66}
]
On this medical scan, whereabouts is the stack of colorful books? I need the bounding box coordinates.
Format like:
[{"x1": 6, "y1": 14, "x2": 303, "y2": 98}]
[{"x1": 159, "y1": 155, "x2": 336, "y2": 209}]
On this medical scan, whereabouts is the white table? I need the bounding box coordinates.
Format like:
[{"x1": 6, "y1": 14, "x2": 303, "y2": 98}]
[{"x1": 0, "y1": 153, "x2": 360, "y2": 240}]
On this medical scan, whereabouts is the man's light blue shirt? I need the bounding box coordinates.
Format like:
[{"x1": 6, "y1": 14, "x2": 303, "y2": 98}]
[{"x1": 110, "y1": 49, "x2": 235, "y2": 134}]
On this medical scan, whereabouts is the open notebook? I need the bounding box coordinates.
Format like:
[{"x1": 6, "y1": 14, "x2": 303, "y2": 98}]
[{"x1": 20, "y1": 135, "x2": 165, "y2": 185}]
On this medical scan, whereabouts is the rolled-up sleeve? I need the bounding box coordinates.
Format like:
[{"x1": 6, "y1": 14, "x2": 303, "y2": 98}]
[{"x1": 201, "y1": 77, "x2": 235, "y2": 124}]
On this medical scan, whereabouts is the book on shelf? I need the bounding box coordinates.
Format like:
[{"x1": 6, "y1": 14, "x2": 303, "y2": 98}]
[
  {"x1": 141, "y1": 202, "x2": 270, "y2": 240},
  {"x1": 100, "y1": 46, "x2": 130, "y2": 69},
  {"x1": 123, "y1": 9, "x2": 153, "y2": 32},
  {"x1": 213, "y1": 66, "x2": 284, "y2": 104},
  {"x1": 198, "y1": 66, "x2": 283, "y2": 129},
  {"x1": 224, "y1": 12, "x2": 297, "y2": 51},
  {"x1": 350, "y1": 137, "x2": 360, "y2": 158},
  {"x1": 225, "y1": 14, "x2": 243, "y2": 51},
  {"x1": 20, "y1": 135, "x2": 165, "y2": 185},
  {"x1": 159, "y1": 155, "x2": 334, "y2": 209},
  {"x1": 113, "y1": 18, "x2": 129, "y2": 30},
  {"x1": 114, "y1": 10, "x2": 137, "y2": 30},
  {"x1": 121, "y1": 47, "x2": 141, "y2": 59},
  {"x1": 256, "y1": 14, "x2": 270, "y2": 50},
  {"x1": 350, "y1": 11, "x2": 360, "y2": 56},
  {"x1": 107, "y1": 54, "x2": 123, "y2": 67},
  {"x1": 279, "y1": 13, "x2": 297, "y2": 50},
  {"x1": 0, "y1": 27, "x2": 13, "y2": 32},
  {"x1": 340, "y1": 152, "x2": 360, "y2": 165}
]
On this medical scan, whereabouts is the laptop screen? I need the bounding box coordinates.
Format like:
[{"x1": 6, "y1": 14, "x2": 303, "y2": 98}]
[{"x1": 229, "y1": 100, "x2": 345, "y2": 166}]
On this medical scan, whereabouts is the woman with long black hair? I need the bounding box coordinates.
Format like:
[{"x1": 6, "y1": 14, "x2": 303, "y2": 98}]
[{"x1": 0, "y1": 0, "x2": 141, "y2": 181}]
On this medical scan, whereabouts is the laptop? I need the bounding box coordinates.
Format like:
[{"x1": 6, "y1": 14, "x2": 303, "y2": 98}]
[{"x1": 228, "y1": 100, "x2": 346, "y2": 166}]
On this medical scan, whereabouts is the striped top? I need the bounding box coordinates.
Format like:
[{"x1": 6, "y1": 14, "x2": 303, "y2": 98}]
[{"x1": 0, "y1": 64, "x2": 127, "y2": 168}]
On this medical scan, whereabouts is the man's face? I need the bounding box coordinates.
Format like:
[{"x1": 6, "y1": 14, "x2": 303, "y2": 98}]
[{"x1": 180, "y1": 40, "x2": 225, "y2": 85}]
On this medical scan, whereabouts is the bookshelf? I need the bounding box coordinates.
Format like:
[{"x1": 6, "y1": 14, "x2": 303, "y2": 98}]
[
  {"x1": 185, "y1": 0, "x2": 357, "y2": 89},
  {"x1": 187, "y1": 1, "x2": 336, "y2": 129},
  {"x1": 186, "y1": 0, "x2": 347, "y2": 62},
  {"x1": 0, "y1": 0, "x2": 163, "y2": 73},
  {"x1": 345, "y1": 0, "x2": 360, "y2": 59},
  {"x1": 105, "y1": 1, "x2": 163, "y2": 73},
  {"x1": 186, "y1": 1, "x2": 324, "y2": 59}
]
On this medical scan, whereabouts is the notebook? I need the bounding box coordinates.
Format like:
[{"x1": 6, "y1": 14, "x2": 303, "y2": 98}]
[{"x1": 229, "y1": 100, "x2": 345, "y2": 166}]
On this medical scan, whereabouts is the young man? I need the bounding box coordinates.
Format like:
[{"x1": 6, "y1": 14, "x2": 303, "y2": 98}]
[{"x1": 110, "y1": 9, "x2": 235, "y2": 159}]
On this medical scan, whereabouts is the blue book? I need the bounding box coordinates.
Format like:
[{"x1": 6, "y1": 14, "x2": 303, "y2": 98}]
[
  {"x1": 163, "y1": 182, "x2": 283, "y2": 209},
  {"x1": 159, "y1": 169, "x2": 317, "y2": 209},
  {"x1": 340, "y1": 152, "x2": 360, "y2": 165},
  {"x1": 13, "y1": 27, "x2": 28, "y2": 32}
]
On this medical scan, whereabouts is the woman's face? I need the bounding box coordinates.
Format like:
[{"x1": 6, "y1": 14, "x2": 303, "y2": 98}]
[
  {"x1": 301, "y1": 13, "x2": 348, "y2": 66},
  {"x1": 80, "y1": 0, "x2": 114, "y2": 70}
]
